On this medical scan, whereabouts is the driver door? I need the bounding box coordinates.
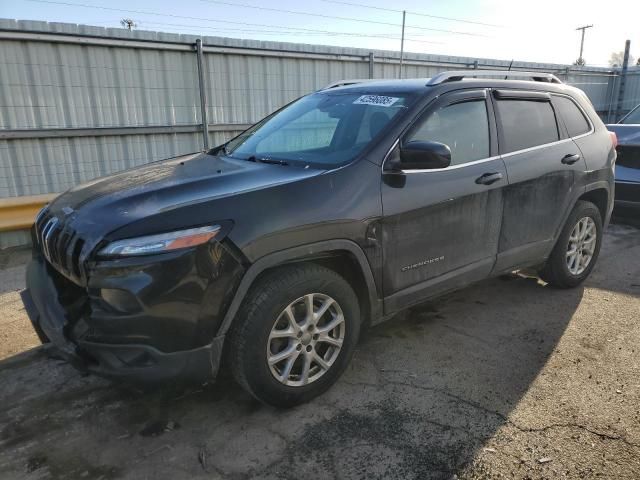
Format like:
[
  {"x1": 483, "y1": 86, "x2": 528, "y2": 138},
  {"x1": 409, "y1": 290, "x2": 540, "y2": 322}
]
[{"x1": 380, "y1": 89, "x2": 507, "y2": 313}]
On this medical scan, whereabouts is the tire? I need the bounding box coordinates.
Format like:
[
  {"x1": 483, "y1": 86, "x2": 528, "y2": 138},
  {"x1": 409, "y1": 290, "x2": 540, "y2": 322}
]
[
  {"x1": 539, "y1": 200, "x2": 603, "y2": 288},
  {"x1": 226, "y1": 264, "x2": 361, "y2": 407}
]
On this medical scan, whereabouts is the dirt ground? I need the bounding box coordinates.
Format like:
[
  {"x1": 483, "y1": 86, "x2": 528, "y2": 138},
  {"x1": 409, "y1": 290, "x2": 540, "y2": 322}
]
[{"x1": 0, "y1": 220, "x2": 639, "y2": 479}]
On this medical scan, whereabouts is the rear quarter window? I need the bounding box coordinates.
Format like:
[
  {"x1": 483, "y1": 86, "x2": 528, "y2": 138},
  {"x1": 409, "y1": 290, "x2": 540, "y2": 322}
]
[
  {"x1": 496, "y1": 100, "x2": 559, "y2": 153},
  {"x1": 553, "y1": 95, "x2": 591, "y2": 137}
]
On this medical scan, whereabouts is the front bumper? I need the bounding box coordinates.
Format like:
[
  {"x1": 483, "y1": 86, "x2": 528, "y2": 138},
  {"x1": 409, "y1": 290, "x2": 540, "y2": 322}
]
[{"x1": 22, "y1": 246, "x2": 241, "y2": 384}]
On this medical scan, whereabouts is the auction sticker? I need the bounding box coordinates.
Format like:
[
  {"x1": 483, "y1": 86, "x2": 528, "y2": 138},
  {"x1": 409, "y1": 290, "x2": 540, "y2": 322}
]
[{"x1": 353, "y1": 95, "x2": 400, "y2": 107}]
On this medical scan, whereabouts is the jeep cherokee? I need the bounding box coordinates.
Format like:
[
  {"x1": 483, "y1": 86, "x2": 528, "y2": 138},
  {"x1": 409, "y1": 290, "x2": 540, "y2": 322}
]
[{"x1": 22, "y1": 71, "x2": 616, "y2": 407}]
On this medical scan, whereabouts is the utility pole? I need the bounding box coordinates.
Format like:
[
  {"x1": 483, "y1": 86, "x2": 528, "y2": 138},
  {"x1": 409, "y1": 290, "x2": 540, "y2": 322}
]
[
  {"x1": 575, "y1": 24, "x2": 593, "y2": 65},
  {"x1": 120, "y1": 18, "x2": 136, "y2": 31},
  {"x1": 399, "y1": 10, "x2": 406, "y2": 79},
  {"x1": 195, "y1": 38, "x2": 210, "y2": 150}
]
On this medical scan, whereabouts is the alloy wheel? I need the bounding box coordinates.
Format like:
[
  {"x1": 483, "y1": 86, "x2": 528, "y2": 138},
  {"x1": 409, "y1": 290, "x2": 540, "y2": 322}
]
[
  {"x1": 566, "y1": 216, "x2": 597, "y2": 276},
  {"x1": 266, "y1": 293, "x2": 345, "y2": 387}
]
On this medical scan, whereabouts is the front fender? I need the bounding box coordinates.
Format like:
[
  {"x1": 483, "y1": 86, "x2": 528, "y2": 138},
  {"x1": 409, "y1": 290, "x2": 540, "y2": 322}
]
[{"x1": 216, "y1": 239, "x2": 382, "y2": 336}]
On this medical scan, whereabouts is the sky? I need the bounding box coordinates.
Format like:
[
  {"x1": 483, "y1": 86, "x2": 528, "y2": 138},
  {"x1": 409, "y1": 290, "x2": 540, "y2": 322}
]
[{"x1": 1, "y1": 0, "x2": 638, "y2": 67}]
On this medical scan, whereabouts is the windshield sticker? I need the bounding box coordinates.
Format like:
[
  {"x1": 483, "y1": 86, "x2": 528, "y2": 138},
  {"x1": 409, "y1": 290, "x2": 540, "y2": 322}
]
[{"x1": 353, "y1": 95, "x2": 400, "y2": 107}]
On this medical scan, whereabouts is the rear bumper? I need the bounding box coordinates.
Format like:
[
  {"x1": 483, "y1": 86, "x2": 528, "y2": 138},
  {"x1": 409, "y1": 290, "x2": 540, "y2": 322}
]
[
  {"x1": 22, "y1": 257, "x2": 225, "y2": 384},
  {"x1": 614, "y1": 180, "x2": 640, "y2": 208}
]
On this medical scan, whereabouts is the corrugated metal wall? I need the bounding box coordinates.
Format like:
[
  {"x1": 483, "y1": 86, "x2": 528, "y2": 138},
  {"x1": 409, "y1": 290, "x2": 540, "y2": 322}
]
[
  {"x1": 0, "y1": 42, "x2": 200, "y2": 129},
  {"x1": 613, "y1": 71, "x2": 640, "y2": 120},
  {"x1": 0, "y1": 19, "x2": 637, "y2": 248}
]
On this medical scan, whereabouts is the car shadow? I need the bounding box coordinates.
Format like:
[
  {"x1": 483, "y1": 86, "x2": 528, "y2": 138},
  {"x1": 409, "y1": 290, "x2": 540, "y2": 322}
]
[
  {"x1": 0, "y1": 224, "x2": 637, "y2": 479},
  {"x1": 612, "y1": 206, "x2": 640, "y2": 230},
  {"x1": 0, "y1": 278, "x2": 582, "y2": 480}
]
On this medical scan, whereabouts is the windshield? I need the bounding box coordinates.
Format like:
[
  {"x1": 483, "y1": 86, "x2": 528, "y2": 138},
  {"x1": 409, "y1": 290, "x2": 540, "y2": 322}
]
[
  {"x1": 223, "y1": 91, "x2": 413, "y2": 168},
  {"x1": 621, "y1": 104, "x2": 640, "y2": 124}
]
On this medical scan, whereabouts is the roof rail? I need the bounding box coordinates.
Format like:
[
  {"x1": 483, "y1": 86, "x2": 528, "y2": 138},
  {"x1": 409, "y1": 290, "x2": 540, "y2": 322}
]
[
  {"x1": 322, "y1": 79, "x2": 374, "y2": 89},
  {"x1": 426, "y1": 70, "x2": 562, "y2": 86}
]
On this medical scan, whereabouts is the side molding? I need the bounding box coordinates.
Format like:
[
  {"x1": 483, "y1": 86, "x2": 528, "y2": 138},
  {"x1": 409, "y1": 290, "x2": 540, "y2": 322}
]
[{"x1": 216, "y1": 239, "x2": 382, "y2": 336}]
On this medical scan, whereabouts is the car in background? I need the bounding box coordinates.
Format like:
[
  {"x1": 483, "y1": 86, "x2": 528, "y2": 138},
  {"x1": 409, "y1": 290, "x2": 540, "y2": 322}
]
[{"x1": 607, "y1": 103, "x2": 640, "y2": 210}]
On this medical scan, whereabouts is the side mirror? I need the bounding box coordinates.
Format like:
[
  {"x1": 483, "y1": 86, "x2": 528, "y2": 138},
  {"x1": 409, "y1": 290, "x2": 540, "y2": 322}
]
[{"x1": 398, "y1": 141, "x2": 452, "y2": 170}]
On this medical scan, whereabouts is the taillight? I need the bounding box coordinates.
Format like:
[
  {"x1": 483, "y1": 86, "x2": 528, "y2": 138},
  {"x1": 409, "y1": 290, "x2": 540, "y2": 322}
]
[{"x1": 608, "y1": 131, "x2": 618, "y2": 149}]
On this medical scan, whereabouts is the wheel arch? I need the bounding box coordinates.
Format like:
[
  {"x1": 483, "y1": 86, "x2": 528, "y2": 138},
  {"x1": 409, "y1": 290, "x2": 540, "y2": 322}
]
[
  {"x1": 552, "y1": 183, "x2": 611, "y2": 244},
  {"x1": 579, "y1": 186, "x2": 610, "y2": 225},
  {"x1": 216, "y1": 240, "x2": 382, "y2": 336}
]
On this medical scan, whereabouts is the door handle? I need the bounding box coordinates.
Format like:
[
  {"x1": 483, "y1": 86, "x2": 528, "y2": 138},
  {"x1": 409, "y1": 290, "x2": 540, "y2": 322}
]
[
  {"x1": 561, "y1": 153, "x2": 581, "y2": 165},
  {"x1": 475, "y1": 172, "x2": 503, "y2": 185}
]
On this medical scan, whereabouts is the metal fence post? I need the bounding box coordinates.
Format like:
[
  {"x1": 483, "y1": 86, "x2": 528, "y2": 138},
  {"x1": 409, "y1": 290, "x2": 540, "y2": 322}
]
[
  {"x1": 615, "y1": 40, "x2": 631, "y2": 122},
  {"x1": 605, "y1": 72, "x2": 618, "y2": 123},
  {"x1": 195, "y1": 38, "x2": 209, "y2": 150},
  {"x1": 398, "y1": 10, "x2": 405, "y2": 79},
  {"x1": 369, "y1": 52, "x2": 375, "y2": 79}
]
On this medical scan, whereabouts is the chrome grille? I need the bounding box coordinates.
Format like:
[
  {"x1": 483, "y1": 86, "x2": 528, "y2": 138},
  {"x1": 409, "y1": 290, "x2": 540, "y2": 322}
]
[{"x1": 35, "y1": 209, "x2": 85, "y2": 284}]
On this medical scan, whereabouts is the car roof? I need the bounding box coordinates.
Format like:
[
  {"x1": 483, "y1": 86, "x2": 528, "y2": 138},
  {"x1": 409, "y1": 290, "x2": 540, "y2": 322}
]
[
  {"x1": 322, "y1": 78, "x2": 433, "y2": 94},
  {"x1": 324, "y1": 77, "x2": 579, "y2": 98}
]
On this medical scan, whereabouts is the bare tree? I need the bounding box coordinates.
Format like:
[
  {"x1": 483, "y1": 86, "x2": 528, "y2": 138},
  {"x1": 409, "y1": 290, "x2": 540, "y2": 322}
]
[
  {"x1": 120, "y1": 18, "x2": 137, "y2": 31},
  {"x1": 609, "y1": 51, "x2": 636, "y2": 67}
]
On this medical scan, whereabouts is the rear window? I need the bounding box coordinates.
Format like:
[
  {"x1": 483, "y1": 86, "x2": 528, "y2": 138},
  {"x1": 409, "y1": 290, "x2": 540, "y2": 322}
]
[
  {"x1": 621, "y1": 104, "x2": 640, "y2": 125},
  {"x1": 553, "y1": 95, "x2": 591, "y2": 137},
  {"x1": 496, "y1": 100, "x2": 559, "y2": 153}
]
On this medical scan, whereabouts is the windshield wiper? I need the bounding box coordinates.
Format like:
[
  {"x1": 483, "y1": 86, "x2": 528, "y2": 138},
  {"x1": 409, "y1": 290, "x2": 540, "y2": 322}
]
[
  {"x1": 257, "y1": 158, "x2": 289, "y2": 166},
  {"x1": 244, "y1": 155, "x2": 289, "y2": 166},
  {"x1": 209, "y1": 144, "x2": 228, "y2": 156}
]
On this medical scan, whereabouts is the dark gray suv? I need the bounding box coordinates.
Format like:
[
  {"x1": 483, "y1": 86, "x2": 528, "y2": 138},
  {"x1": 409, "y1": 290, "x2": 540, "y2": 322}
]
[{"x1": 23, "y1": 71, "x2": 615, "y2": 407}]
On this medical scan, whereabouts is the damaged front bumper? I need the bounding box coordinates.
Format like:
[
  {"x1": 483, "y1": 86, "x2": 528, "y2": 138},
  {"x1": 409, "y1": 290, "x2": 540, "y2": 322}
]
[{"x1": 21, "y1": 248, "x2": 239, "y2": 384}]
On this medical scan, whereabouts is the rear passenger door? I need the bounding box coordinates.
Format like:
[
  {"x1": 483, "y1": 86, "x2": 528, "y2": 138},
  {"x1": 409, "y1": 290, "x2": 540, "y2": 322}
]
[{"x1": 492, "y1": 89, "x2": 587, "y2": 272}]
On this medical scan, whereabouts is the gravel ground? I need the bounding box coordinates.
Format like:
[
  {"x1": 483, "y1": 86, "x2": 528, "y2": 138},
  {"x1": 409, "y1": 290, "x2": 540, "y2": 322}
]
[
  {"x1": 0, "y1": 220, "x2": 638, "y2": 479},
  {"x1": 0, "y1": 248, "x2": 38, "y2": 360}
]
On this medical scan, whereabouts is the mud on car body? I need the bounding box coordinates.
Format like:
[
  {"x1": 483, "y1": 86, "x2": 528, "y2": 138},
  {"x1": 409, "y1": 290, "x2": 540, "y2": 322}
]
[{"x1": 22, "y1": 71, "x2": 616, "y2": 407}]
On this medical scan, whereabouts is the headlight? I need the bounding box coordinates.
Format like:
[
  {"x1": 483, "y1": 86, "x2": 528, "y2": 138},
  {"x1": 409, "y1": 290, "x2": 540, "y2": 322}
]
[{"x1": 98, "y1": 225, "x2": 221, "y2": 258}]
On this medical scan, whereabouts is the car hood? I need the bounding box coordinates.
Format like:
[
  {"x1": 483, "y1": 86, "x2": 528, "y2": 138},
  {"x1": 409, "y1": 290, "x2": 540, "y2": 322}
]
[{"x1": 46, "y1": 152, "x2": 325, "y2": 245}]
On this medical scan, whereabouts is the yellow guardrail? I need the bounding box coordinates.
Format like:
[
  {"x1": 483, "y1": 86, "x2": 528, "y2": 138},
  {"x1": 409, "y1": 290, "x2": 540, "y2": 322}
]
[{"x1": 0, "y1": 194, "x2": 58, "y2": 232}]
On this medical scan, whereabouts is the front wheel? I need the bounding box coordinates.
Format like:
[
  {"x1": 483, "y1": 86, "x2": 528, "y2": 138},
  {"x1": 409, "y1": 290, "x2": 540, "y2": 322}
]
[
  {"x1": 226, "y1": 264, "x2": 360, "y2": 407},
  {"x1": 539, "y1": 200, "x2": 603, "y2": 288}
]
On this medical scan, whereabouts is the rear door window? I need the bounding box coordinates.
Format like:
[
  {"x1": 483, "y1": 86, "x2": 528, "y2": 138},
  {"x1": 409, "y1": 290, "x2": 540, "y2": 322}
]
[
  {"x1": 553, "y1": 96, "x2": 591, "y2": 137},
  {"x1": 496, "y1": 100, "x2": 559, "y2": 153}
]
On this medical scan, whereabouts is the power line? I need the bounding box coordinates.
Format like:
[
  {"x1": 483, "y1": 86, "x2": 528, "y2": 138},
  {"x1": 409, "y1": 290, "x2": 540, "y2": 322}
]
[
  {"x1": 24, "y1": 0, "x2": 443, "y2": 45},
  {"x1": 319, "y1": 0, "x2": 502, "y2": 27},
  {"x1": 129, "y1": 20, "x2": 444, "y2": 45},
  {"x1": 198, "y1": 0, "x2": 489, "y2": 37}
]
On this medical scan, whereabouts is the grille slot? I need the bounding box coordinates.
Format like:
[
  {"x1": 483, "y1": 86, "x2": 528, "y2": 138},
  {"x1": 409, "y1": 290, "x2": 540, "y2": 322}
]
[
  {"x1": 71, "y1": 239, "x2": 85, "y2": 279},
  {"x1": 35, "y1": 209, "x2": 86, "y2": 285},
  {"x1": 57, "y1": 230, "x2": 72, "y2": 272},
  {"x1": 47, "y1": 224, "x2": 63, "y2": 265}
]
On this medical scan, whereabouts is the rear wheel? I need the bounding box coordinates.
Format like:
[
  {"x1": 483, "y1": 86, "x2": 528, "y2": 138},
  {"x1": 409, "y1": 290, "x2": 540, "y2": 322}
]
[
  {"x1": 539, "y1": 200, "x2": 603, "y2": 288},
  {"x1": 226, "y1": 264, "x2": 360, "y2": 407}
]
